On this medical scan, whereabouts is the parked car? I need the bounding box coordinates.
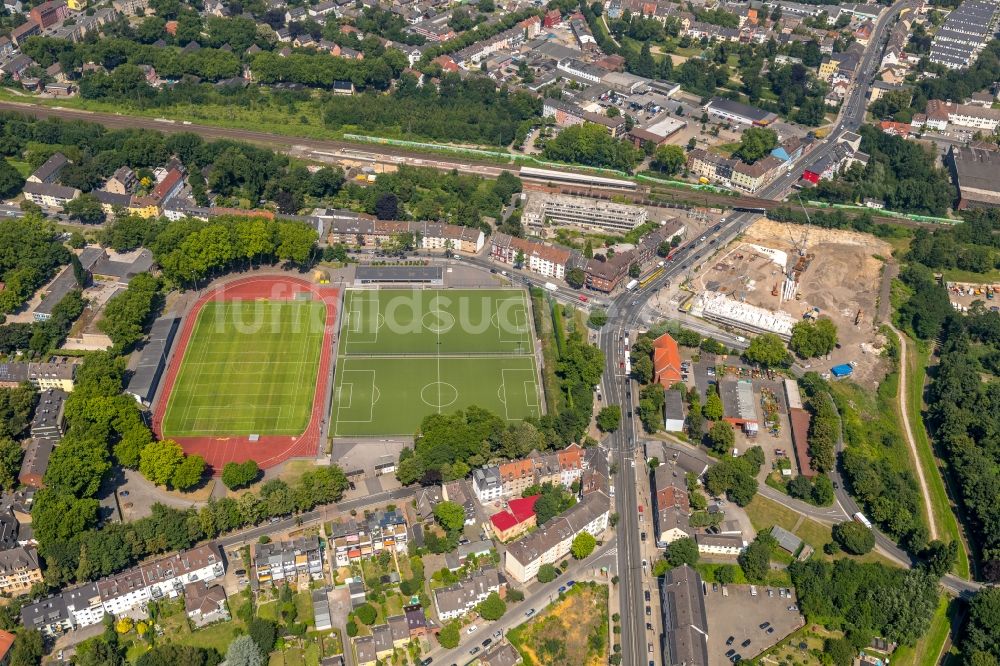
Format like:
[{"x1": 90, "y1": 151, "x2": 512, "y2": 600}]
[
  {"x1": 726, "y1": 636, "x2": 735, "y2": 646},
  {"x1": 467, "y1": 625, "x2": 478, "y2": 635}
]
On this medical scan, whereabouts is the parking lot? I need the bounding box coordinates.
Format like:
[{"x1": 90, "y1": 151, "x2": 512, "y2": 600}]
[{"x1": 704, "y1": 584, "x2": 804, "y2": 665}]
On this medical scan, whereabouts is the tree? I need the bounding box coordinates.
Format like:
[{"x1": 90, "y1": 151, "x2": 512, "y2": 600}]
[
  {"x1": 247, "y1": 618, "x2": 278, "y2": 655},
  {"x1": 738, "y1": 534, "x2": 774, "y2": 582},
  {"x1": 438, "y1": 621, "x2": 461, "y2": 649},
  {"x1": 665, "y1": 537, "x2": 699, "y2": 567},
  {"x1": 588, "y1": 309, "x2": 608, "y2": 328},
  {"x1": 355, "y1": 603, "x2": 377, "y2": 625},
  {"x1": 812, "y1": 475, "x2": 834, "y2": 506},
  {"x1": 221, "y1": 460, "x2": 260, "y2": 490},
  {"x1": 172, "y1": 454, "x2": 206, "y2": 491},
  {"x1": 652, "y1": 144, "x2": 686, "y2": 175},
  {"x1": 715, "y1": 564, "x2": 737, "y2": 584},
  {"x1": 433, "y1": 501, "x2": 466, "y2": 534},
  {"x1": 9, "y1": 630, "x2": 43, "y2": 666},
  {"x1": 919, "y1": 540, "x2": 957, "y2": 578},
  {"x1": 789, "y1": 318, "x2": 838, "y2": 358},
  {"x1": 0, "y1": 159, "x2": 25, "y2": 199},
  {"x1": 537, "y1": 563, "x2": 557, "y2": 583},
  {"x1": 139, "y1": 439, "x2": 185, "y2": 487},
  {"x1": 629, "y1": 263, "x2": 641, "y2": 279},
  {"x1": 566, "y1": 267, "x2": 586, "y2": 289},
  {"x1": 375, "y1": 192, "x2": 399, "y2": 220},
  {"x1": 0, "y1": 438, "x2": 23, "y2": 491},
  {"x1": 832, "y1": 520, "x2": 875, "y2": 555},
  {"x1": 703, "y1": 391, "x2": 724, "y2": 421},
  {"x1": 571, "y1": 531, "x2": 597, "y2": 559},
  {"x1": 743, "y1": 333, "x2": 791, "y2": 367},
  {"x1": 64, "y1": 194, "x2": 106, "y2": 224},
  {"x1": 963, "y1": 588, "x2": 1000, "y2": 662},
  {"x1": 733, "y1": 127, "x2": 778, "y2": 164},
  {"x1": 706, "y1": 420, "x2": 735, "y2": 455},
  {"x1": 597, "y1": 405, "x2": 622, "y2": 432},
  {"x1": 226, "y1": 636, "x2": 263, "y2": 666},
  {"x1": 476, "y1": 591, "x2": 507, "y2": 620},
  {"x1": 825, "y1": 638, "x2": 856, "y2": 666}
]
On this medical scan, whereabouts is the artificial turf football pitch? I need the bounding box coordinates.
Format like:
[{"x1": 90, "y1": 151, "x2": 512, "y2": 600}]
[
  {"x1": 160, "y1": 299, "x2": 326, "y2": 437},
  {"x1": 332, "y1": 288, "x2": 541, "y2": 437}
]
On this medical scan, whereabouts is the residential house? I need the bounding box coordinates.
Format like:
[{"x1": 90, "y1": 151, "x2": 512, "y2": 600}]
[
  {"x1": 488, "y1": 495, "x2": 539, "y2": 542},
  {"x1": 22, "y1": 544, "x2": 224, "y2": 635},
  {"x1": 29, "y1": 0, "x2": 67, "y2": 29},
  {"x1": 313, "y1": 587, "x2": 332, "y2": 631},
  {"x1": 0, "y1": 630, "x2": 14, "y2": 664},
  {"x1": 104, "y1": 166, "x2": 137, "y2": 195},
  {"x1": 183, "y1": 581, "x2": 228, "y2": 626},
  {"x1": 404, "y1": 604, "x2": 429, "y2": 638},
  {"x1": 489, "y1": 233, "x2": 571, "y2": 280},
  {"x1": 480, "y1": 643, "x2": 523, "y2": 666},
  {"x1": 664, "y1": 389, "x2": 685, "y2": 432},
  {"x1": 10, "y1": 21, "x2": 41, "y2": 47},
  {"x1": 354, "y1": 635, "x2": 376, "y2": 666},
  {"x1": 371, "y1": 624, "x2": 393, "y2": 661},
  {"x1": 18, "y1": 388, "x2": 65, "y2": 488},
  {"x1": 653, "y1": 463, "x2": 692, "y2": 546},
  {"x1": 0, "y1": 54, "x2": 36, "y2": 81},
  {"x1": 442, "y1": 479, "x2": 477, "y2": 525},
  {"x1": 27, "y1": 153, "x2": 69, "y2": 184},
  {"x1": 328, "y1": 509, "x2": 408, "y2": 567},
  {"x1": 0, "y1": 547, "x2": 43, "y2": 597},
  {"x1": 652, "y1": 333, "x2": 682, "y2": 388},
  {"x1": 253, "y1": 537, "x2": 324, "y2": 585},
  {"x1": 504, "y1": 492, "x2": 609, "y2": 583},
  {"x1": 433, "y1": 567, "x2": 502, "y2": 621},
  {"x1": 22, "y1": 182, "x2": 78, "y2": 209}
]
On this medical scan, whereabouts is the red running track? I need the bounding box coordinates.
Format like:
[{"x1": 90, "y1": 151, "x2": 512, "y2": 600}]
[{"x1": 152, "y1": 275, "x2": 339, "y2": 474}]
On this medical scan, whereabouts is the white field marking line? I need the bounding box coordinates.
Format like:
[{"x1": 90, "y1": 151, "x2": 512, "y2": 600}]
[
  {"x1": 437, "y1": 302, "x2": 442, "y2": 414},
  {"x1": 334, "y1": 368, "x2": 376, "y2": 423},
  {"x1": 500, "y1": 367, "x2": 537, "y2": 421},
  {"x1": 494, "y1": 297, "x2": 532, "y2": 347},
  {"x1": 523, "y1": 380, "x2": 540, "y2": 418},
  {"x1": 342, "y1": 290, "x2": 382, "y2": 348}
]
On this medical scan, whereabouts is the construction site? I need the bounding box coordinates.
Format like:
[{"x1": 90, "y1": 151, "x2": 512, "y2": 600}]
[{"x1": 680, "y1": 218, "x2": 894, "y2": 384}]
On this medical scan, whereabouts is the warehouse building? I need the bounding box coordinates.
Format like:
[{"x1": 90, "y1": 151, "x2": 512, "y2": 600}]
[
  {"x1": 126, "y1": 316, "x2": 180, "y2": 407},
  {"x1": 948, "y1": 145, "x2": 1000, "y2": 210}
]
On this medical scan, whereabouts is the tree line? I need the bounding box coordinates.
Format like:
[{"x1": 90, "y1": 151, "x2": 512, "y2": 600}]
[
  {"x1": 323, "y1": 75, "x2": 541, "y2": 148},
  {"x1": 0, "y1": 216, "x2": 71, "y2": 315},
  {"x1": 811, "y1": 125, "x2": 955, "y2": 215}
]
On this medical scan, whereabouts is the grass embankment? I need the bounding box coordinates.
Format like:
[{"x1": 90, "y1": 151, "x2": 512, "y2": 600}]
[
  {"x1": 898, "y1": 332, "x2": 971, "y2": 579},
  {"x1": 531, "y1": 289, "x2": 562, "y2": 416},
  {"x1": 891, "y1": 595, "x2": 957, "y2": 666}
]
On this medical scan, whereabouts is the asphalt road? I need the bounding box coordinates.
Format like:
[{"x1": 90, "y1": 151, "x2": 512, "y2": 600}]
[{"x1": 214, "y1": 486, "x2": 416, "y2": 550}]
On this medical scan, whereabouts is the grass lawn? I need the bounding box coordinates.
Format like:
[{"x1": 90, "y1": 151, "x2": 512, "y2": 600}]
[
  {"x1": 332, "y1": 289, "x2": 540, "y2": 437},
  {"x1": 6, "y1": 159, "x2": 31, "y2": 177},
  {"x1": 507, "y1": 583, "x2": 608, "y2": 666},
  {"x1": 746, "y1": 496, "x2": 901, "y2": 568},
  {"x1": 757, "y1": 624, "x2": 842, "y2": 666},
  {"x1": 891, "y1": 595, "x2": 955, "y2": 666},
  {"x1": 294, "y1": 591, "x2": 314, "y2": 628},
  {"x1": 258, "y1": 600, "x2": 279, "y2": 622},
  {"x1": 710, "y1": 141, "x2": 742, "y2": 157},
  {"x1": 161, "y1": 299, "x2": 325, "y2": 437},
  {"x1": 901, "y1": 334, "x2": 971, "y2": 579}
]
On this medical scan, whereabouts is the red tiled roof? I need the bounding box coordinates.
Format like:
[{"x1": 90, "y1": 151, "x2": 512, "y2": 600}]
[
  {"x1": 152, "y1": 168, "x2": 182, "y2": 200},
  {"x1": 489, "y1": 495, "x2": 539, "y2": 532},
  {"x1": 653, "y1": 333, "x2": 682, "y2": 388},
  {"x1": 0, "y1": 630, "x2": 14, "y2": 661}
]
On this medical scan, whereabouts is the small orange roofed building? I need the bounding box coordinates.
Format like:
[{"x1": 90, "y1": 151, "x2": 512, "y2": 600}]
[
  {"x1": 653, "y1": 333, "x2": 682, "y2": 388},
  {"x1": 489, "y1": 495, "x2": 540, "y2": 542}
]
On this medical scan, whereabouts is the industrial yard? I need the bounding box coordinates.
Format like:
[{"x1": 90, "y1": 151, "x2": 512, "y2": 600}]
[{"x1": 686, "y1": 219, "x2": 894, "y2": 383}]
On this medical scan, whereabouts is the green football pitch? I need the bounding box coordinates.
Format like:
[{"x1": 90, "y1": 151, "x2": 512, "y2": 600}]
[
  {"x1": 160, "y1": 300, "x2": 326, "y2": 437},
  {"x1": 332, "y1": 289, "x2": 541, "y2": 437}
]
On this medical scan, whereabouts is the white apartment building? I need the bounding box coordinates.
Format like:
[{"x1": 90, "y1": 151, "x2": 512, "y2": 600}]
[
  {"x1": 22, "y1": 545, "x2": 224, "y2": 636},
  {"x1": 433, "y1": 568, "x2": 502, "y2": 621},
  {"x1": 490, "y1": 232, "x2": 571, "y2": 279},
  {"x1": 522, "y1": 193, "x2": 648, "y2": 234},
  {"x1": 504, "y1": 492, "x2": 610, "y2": 583},
  {"x1": 920, "y1": 99, "x2": 1000, "y2": 132}
]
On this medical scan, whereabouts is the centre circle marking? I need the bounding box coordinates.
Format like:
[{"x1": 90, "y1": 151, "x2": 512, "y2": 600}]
[
  {"x1": 422, "y1": 309, "x2": 456, "y2": 334},
  {"x1": 421, "y1": 381, "x2": 458, "y2": 408}
]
